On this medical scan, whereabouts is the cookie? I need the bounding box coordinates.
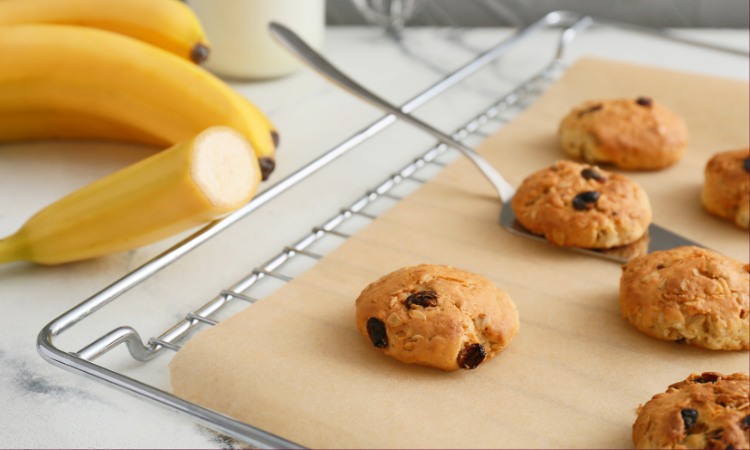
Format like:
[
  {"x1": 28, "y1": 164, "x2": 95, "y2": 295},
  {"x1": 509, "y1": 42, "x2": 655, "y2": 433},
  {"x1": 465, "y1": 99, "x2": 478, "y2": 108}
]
[
  {"x1": 702, "y1": 148, "x2": 750, "y2": 229},
  {"x1": 633, "y1": 372, "x2": 750, "y2": 449},
  {"x1": 354, "y1": 264, "x2": 519, "y2": 371},
  {"x1": 558, "y1": 97, "x2": 689, "y2": 170},
  {"x1": 511, "y1": 160, "x2": 652, "y2": 249},
  {"x1": 620, "y1": 246, "x2": 750, "y2": 350}
]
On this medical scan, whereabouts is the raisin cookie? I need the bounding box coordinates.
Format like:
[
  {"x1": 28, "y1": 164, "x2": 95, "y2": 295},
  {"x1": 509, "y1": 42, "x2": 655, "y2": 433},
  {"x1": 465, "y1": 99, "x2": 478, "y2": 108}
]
[
  {"x1": 354, "y1": 264, "x2": 519, "y2": 371},
  {"x1": 558, "y1": 97, "x2": 689, "y2": 170},
  {"x1": 633, "y1": 372, "x2": 750, "y2": 449},
  {"x1": 702, "y1": 148, "x2": 750, "y2": 229},
  {"x1": 511, "y1": 160, "x2": 652, "y2": 249},
  {"x1": 620, "y1": 246, "x2": 750, "y2": 350}
]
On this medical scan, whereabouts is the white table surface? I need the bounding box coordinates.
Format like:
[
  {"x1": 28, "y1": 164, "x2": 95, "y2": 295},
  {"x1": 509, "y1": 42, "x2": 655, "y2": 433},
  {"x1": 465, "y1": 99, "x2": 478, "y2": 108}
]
[{"x1": 1, "y1": 23, "x2": 747, "y2": 448}]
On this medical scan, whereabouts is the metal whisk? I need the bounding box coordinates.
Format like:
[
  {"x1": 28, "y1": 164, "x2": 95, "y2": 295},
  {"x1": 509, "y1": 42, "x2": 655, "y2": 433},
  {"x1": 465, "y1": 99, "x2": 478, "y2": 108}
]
[{"x1": 351, "y1": 0, "x2": 425, "y2": 37}]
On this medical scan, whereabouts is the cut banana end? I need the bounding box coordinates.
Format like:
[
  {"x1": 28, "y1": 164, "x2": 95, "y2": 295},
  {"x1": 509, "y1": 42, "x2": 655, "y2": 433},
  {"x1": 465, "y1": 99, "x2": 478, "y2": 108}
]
[
  {"x1": 192, "y1": 127, "x2": 259, "y2": 209},
  {"x1": 0, "y1": 126, "x2": 261, "y2": 265}
]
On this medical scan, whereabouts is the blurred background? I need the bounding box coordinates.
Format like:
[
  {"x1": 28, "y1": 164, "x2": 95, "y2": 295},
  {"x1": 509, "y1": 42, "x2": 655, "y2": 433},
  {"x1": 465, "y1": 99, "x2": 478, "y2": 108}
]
[{"x1": 325, "y1": 0, "x2": 750, "y2": 28}]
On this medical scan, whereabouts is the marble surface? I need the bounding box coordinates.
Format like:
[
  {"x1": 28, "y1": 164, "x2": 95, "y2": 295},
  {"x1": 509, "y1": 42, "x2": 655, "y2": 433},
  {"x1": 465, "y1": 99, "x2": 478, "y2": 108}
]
[{"x1": 0, "y1": 24, "x2": 747, "y2": 448}]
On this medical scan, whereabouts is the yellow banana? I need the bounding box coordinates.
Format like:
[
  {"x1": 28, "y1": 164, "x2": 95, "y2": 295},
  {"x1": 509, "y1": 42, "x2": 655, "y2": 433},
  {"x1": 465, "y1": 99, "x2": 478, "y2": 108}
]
[
  {"x1": 0, "y1": 111, "x2": 167, "y2": 145},
  {"x1": 0, "y1": 0, "x2": 211, "y2": 63},
  {"x1": 0, "y1": 126, "x2": 261, "y2": 265},
  {"x1": 0, "y1": 24, "x2": 277, "y2": 179}
]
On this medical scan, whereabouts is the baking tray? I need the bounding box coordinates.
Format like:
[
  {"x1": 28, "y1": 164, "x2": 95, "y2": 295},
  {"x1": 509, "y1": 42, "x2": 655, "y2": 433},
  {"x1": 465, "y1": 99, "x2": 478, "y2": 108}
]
[{"x1": 36, "y1": 11, "x2": 748, "y2": 448}]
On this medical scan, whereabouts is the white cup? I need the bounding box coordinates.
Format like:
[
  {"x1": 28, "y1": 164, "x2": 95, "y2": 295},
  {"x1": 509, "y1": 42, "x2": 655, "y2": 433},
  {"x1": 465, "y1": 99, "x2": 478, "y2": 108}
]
[{"x1": 186, "y1": 0, "x2": 326, "y2": 79}]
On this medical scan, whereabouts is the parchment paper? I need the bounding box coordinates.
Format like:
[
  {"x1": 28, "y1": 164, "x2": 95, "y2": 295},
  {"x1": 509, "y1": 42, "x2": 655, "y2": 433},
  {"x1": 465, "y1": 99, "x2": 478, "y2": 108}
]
[{"x1": 169, "y1": 58, "x2": 750, "y2": 449}]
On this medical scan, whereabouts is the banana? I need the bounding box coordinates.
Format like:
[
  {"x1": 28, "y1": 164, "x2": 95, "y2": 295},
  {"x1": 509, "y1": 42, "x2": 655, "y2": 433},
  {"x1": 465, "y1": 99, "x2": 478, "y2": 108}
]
[
  {"x1": 0, "y1": 111, "x2": 168, "y2": 146},
  {"x1": 0, "y1": 126, "x2": 261, "y2": 265},
  {"x1": 0, "y1": 24, "x2": 277, "y2": 180},
  {"x1": 0, "y1": 0, "x2": 210, "y2": 63}
]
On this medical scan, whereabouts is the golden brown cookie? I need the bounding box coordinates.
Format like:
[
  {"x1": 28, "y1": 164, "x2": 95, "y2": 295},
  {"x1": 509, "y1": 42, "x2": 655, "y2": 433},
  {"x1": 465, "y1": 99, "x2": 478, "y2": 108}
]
[
  {"x1": 620, "y1": 246, "x2": 750, "y2": 350},
  {"x1": 702, "y1": 148, "x2": 750, "y2": 229},
  {"x1": 558, "y1": 97, "x2": 689, "y2": 170},
  {"x1": 354, "y1": 264, "x2": 519, "y2": 371},
  {"x1": 511, "y1": 160, "x2": 652, "y2": 249},
  {"x1": 632, "y1": 372, "x2": 750, "y2": 449}
]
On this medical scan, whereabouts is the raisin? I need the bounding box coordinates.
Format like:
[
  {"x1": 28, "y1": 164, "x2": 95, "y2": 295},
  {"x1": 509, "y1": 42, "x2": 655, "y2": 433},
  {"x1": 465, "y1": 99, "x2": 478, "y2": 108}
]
[
  {"x1": 741, "y1": 415, "x2": 750, "y2": 430},
  {"x1": 572, "y1": 191, "x2": 600, "y2": 210},
  {"x1": 578, "y1": 103, "x2": 603, "y2": 117},
  {"x1": 694, "y1": 372, "x2": 720, "y2": 383},
  {"x1": 744, "y1": 157, "x2": 749, "y2": 173},
  {"x1": 581, "y1": 168, "x2": 606, "y2": 182},
  {"x1": 366, "y1": 317, "x2": 388, "y2": 348},
  {"x1": 457, "y1": 343, "x2": 486, "y2": 369},
  {"x1": 656, "y1": 263, "x2": 666, "y2": 270},
  {"x1": 636, "y1": 96, "x2": 653, "y2": 107},
  {"x1": 405, "y1": 290, "x2": 438, "y2": 308},
  {"x1": 681, "y1": 408, "x2": 699, "y2": 431}
]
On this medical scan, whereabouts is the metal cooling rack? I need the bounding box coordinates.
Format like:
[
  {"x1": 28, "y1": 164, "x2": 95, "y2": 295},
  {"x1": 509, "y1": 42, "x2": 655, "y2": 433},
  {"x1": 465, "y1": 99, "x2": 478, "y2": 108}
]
[{"x1": 37, "y1": 11, "x2": 748, "y2": 449}]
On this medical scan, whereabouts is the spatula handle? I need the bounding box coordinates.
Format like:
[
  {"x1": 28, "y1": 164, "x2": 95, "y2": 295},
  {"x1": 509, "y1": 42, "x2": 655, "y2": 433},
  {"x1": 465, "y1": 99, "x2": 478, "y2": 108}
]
[{"x1": 269, "y1": 22, "x2": 516, "y2": 203}]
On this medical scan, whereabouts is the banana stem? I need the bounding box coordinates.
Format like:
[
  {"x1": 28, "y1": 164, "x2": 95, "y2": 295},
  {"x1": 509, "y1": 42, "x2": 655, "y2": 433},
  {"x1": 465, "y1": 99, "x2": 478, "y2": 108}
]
[{"x1": 0, "y1": 235, "x2": 23, "y2": 264}]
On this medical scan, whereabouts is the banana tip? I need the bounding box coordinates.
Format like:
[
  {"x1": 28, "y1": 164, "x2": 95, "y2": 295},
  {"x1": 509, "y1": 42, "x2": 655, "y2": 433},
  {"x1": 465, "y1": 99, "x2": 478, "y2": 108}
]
[
  {"x1": 190, "y1": 43, "x2": 211, "y2": 64},
  {"x1": 259, "y1": 157, "x2": 275, "y2": 181},
  {"x1": 0, "y1": 235, "x2": 24, "y2": 265}
]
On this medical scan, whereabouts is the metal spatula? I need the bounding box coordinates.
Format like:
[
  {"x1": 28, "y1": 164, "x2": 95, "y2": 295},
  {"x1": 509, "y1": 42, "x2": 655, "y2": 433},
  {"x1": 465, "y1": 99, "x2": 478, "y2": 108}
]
[{"x1": 269, "y1": 23, "x2": 701, "y2": 263}]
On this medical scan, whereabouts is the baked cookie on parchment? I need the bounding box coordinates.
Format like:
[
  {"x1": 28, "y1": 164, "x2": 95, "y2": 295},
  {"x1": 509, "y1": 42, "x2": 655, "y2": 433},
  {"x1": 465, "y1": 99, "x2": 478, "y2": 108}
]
[
  {"x1": 632, "y1": 372, "x2": 750, "y2": 449},
  {"x1": 511, "y1": 160, "x2": 652, "y2": 249},
  {"x1": 620, "y1": 246, "x2": 750, "y2": 350},
  {"x1": 558, "y1": 97, "x2": 689, "y2": 170},
  {"x1": 354, "y1": 264, "x2": 519, "y2": 371},
  {"x1": 702, "y1": 148, "x2": 750, "y2": 229}
]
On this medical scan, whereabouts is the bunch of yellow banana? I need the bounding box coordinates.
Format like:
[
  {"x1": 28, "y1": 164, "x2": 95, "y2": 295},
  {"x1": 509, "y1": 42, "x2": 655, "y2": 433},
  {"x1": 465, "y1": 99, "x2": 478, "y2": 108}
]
[
  {"x1": 0, "y1": 0, "x2": 279, "y2": 180},
  {"x1": 0, "y1": 0, "x2": 281, "y2": 265}
]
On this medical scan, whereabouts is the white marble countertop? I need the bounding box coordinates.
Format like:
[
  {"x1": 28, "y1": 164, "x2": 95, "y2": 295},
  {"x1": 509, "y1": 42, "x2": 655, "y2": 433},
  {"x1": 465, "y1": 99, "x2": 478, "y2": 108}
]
[{"x1": 1, "y1": 23, "x2": 747, "y2": 448}]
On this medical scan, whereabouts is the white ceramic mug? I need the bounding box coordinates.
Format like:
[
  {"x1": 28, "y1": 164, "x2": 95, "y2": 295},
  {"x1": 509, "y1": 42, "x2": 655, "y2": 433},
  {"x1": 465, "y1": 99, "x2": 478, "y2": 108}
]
[{"x1": 186, "y1": 0, "x2": 326, "y2": 79}]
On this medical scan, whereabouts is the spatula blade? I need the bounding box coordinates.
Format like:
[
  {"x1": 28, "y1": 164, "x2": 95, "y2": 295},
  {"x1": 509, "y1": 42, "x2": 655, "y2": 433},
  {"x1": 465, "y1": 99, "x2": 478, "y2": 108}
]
[{"x1": 499, "y1": 203, "x2": 701, "y2": 263}]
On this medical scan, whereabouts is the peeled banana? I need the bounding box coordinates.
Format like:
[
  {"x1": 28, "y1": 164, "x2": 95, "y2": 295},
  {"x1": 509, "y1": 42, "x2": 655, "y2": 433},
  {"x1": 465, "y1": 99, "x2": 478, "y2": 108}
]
[
  {"x1": 0, "y1": 126, "x2": 261, "y2": 265},
  {"x1": 0, "y1": 0, "x2": 210, "y2": 63},
  {"x1": 0, "y1": 24, "x2": 277, "y2": 179}
]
